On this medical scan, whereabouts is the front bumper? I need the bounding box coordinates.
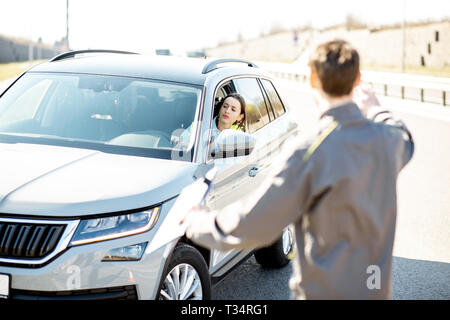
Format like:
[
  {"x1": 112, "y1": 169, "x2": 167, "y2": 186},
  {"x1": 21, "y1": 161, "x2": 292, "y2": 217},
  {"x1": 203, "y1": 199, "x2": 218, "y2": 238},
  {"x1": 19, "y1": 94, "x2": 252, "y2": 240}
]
[
  {"x1": 0, "y1": 229, "x2": 175, "y2": 300},
  {"x1": 11, "y1": 285, "x2": 138, "y2": 300}
]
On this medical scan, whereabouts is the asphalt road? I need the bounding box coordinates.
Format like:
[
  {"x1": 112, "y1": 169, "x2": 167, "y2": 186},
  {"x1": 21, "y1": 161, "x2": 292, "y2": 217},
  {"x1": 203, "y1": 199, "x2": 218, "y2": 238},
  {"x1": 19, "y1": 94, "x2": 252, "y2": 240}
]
[{"x1": 213, "y1": 79, "x2": 450, "y2": 300}]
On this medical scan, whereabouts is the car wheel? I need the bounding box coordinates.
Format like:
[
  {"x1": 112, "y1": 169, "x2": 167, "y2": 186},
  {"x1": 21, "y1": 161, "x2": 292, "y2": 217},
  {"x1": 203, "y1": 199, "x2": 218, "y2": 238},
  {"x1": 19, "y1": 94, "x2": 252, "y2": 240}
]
[
  {"x1": 158, "y1": 243, "x2": 211, "y2": 300},
  {"x1": 254, "y1": 227, "x2": 294, "y2": 268}
]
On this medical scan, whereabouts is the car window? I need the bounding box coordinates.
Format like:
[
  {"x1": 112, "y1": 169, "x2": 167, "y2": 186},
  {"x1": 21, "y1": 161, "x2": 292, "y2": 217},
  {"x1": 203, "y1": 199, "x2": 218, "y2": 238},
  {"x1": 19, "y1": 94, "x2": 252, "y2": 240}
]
[
  {"x1": 213, "y1": 81, "x2": 234, "y2": 119},
  {"x1": 0, "y1": 73, "x2": 202, "y2": 161},
  {"x1": 261, "y1": 79, "x2": 286, "y2": 118},
  {"x1": 0, "y1": 77, "x2": 52, "y2": 124},
  {"x1": 259, "y1": 80, "x2": 275, "y2": 120},
  {"x1": 216, "y1": 86, "x2": 226, "y2": 100},
  {"x1": 233, "y1": 77, "x2": 270, "y2": 133}
]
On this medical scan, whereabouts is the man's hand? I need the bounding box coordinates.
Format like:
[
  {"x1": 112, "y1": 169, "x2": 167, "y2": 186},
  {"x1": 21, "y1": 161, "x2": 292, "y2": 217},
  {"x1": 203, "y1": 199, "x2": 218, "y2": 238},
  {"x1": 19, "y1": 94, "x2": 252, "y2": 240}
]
[
  {"x1": 353, "y1": 83, "x2": 381, "y2": 117},
  {"x1": 179, "y1": 204, "x2": 208, "y2": 226}
]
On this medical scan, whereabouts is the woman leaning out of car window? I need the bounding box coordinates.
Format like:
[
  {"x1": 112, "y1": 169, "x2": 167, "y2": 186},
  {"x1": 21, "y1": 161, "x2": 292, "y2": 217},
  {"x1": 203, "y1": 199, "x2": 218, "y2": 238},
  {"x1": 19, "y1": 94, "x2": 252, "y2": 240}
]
[{"x1": 177, "y1": 93, "x2": 246, "y2": 149}]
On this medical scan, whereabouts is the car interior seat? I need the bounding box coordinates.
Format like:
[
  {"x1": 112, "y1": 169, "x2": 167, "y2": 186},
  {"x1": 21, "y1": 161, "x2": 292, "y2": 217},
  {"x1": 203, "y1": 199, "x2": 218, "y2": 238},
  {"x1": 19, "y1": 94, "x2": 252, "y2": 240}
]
[
  {"x1": 173, "y1": 92, "x2": 198, "y2": 132},
  {"x1": 126, "y1": 95, "x2": 156, "y2": 132}
]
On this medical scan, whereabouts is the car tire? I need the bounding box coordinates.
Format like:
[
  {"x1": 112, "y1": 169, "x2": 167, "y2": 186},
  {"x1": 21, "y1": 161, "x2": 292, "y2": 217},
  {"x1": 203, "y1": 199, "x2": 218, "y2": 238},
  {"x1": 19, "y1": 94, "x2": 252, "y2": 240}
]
[
  {"x1": 254, "y1": 227, "x2": 294, "y2": 269},
  {"x1": 158, "y1": 243, "x2": 211, "y2": 300}
]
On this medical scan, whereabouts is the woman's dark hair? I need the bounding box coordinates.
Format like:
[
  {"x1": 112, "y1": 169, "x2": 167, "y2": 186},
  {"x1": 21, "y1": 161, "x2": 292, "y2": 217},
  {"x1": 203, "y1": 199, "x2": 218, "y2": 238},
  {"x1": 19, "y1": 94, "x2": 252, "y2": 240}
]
[{"x1": 218, "y1": 93, "x2": 246, "y2": 131}]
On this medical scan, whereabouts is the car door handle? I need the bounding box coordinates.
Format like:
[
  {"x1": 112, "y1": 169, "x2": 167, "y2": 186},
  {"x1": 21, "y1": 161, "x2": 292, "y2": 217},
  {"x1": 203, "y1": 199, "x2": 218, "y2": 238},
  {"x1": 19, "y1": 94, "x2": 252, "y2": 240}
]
[{"x1": 248, "y1": 167, "x2": 259, "y2": 177}]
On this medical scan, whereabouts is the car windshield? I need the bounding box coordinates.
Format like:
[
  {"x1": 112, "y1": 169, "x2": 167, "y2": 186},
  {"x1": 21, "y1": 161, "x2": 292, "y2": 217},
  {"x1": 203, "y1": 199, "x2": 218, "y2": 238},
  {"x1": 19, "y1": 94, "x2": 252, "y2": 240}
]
[{"x1": 0, "y1": 72, "x2": 202, "y2": 161}]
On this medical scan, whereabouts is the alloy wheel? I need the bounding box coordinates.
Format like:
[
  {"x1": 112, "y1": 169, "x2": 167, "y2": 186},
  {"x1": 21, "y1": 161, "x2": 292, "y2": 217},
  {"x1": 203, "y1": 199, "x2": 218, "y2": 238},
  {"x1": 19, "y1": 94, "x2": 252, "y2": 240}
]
[{"x1": 159, "y1": 263, "x2": 203, "y2": 300}]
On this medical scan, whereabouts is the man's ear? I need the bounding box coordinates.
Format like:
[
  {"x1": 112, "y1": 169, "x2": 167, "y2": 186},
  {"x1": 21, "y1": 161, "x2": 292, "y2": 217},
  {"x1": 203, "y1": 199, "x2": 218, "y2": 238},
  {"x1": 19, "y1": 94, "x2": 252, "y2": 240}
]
[
  {"x1": 353, "y1": 72, "x2": 361, "y2": 88},
  {"x1": 310, "y1": 70, "x2": 320, "y2": 89}
]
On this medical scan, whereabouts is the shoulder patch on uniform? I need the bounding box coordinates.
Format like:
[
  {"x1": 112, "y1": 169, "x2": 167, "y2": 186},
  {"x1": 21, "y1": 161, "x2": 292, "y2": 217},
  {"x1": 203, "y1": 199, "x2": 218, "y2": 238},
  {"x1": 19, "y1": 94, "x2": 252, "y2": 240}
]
[{"x1": 303, "y1": 120, "x2": 339, "y2": 162}]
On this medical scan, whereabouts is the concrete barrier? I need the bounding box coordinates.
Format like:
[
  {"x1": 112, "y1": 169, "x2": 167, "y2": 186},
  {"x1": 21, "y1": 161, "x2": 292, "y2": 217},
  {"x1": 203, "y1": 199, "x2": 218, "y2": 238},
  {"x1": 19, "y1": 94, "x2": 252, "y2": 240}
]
[{"x1": 0, "y1": 35, "x2": 60, "y2": 63}]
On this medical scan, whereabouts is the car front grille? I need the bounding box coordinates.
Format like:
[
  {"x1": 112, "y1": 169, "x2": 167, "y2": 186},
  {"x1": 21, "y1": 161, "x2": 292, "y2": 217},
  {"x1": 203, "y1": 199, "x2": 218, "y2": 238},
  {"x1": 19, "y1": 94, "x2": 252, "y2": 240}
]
[{"x1": 0, "y1": 221, "x2": 66, "y2": 259}]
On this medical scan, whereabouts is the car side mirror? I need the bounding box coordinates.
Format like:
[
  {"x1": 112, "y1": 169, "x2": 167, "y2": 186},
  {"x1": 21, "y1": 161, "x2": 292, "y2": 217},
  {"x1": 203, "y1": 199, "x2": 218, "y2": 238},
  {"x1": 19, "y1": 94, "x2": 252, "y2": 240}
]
[{"x1": 210, "y1": 129, "x2": 256, "y2": 159}]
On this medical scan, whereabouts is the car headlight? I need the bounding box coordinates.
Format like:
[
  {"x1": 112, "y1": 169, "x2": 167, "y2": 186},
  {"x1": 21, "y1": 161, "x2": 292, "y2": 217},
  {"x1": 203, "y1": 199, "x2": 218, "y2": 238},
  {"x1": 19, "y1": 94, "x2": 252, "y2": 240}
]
[{"x1": 70, "y1": 206, "x2": 160, "y2": 246}]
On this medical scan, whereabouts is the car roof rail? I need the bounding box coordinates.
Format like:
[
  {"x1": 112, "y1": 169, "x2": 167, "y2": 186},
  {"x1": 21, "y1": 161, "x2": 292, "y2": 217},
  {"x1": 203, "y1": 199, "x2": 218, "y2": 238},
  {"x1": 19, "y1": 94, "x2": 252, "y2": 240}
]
[
  {"x1": 49, "y1": 49, "x2": 139, "y2": 62},
  {"x1": 202, "y1": 58, "x2": 258, "y2": 74}
]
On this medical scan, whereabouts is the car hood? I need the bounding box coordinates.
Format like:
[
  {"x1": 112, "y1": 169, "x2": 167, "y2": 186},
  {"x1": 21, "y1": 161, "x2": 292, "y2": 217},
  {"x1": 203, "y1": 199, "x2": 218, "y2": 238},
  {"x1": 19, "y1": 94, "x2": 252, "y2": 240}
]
[{"x1": 0, "y1": 143, "x2": 198, "y2": 217}]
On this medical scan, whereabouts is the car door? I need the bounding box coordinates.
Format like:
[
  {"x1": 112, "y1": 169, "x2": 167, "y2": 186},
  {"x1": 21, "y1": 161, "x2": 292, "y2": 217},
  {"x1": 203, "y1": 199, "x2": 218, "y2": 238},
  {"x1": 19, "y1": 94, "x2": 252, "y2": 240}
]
[
  {"x1": 204, "y1": 76, "x2": 299, "y2": 276},
  {"x1": 231, "y1": 77, "x2": 298, "y2": 200},
  {"x1": 205, "y1": 77, "x2": 274, "y2": 276},
  {"x1": 258, "y1": 77, "x2": 299, "y2": 163}
]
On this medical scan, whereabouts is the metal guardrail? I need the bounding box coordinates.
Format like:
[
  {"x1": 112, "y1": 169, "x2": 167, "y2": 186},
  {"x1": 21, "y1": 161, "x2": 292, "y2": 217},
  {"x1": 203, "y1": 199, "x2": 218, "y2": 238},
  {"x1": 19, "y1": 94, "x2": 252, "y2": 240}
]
[{"x1": 259, "y1": 61, "x2": 450, "y2": 107}]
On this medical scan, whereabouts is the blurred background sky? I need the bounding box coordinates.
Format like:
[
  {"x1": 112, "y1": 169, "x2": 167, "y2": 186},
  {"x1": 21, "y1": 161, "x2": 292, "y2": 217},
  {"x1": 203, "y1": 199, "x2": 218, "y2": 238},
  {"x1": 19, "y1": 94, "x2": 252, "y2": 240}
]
[{"x1": 0, "y1": 0, "x2": 449, "y2": 53}]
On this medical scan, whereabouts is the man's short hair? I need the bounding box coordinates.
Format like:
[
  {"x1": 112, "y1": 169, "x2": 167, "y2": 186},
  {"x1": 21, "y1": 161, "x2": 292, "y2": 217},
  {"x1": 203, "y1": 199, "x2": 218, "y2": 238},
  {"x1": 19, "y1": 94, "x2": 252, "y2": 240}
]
[{"x1": 308, "y1": 39, "x2": 360, "y2": 97}]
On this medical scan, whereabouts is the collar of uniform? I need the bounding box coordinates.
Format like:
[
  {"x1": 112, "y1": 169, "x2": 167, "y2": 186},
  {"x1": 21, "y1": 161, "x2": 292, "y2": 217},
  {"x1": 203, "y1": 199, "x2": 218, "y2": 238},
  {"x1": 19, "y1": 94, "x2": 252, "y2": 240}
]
[{"x1": 319, "y1": 102, "x2": 365, "y2": 126}]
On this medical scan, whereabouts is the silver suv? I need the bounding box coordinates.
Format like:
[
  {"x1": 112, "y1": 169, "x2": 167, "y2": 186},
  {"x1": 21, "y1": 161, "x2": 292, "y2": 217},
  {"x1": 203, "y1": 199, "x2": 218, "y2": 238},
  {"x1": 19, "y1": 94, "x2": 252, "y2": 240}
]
[{"x1": 0, "y1": 50, "x2": 298, "y2": 300}]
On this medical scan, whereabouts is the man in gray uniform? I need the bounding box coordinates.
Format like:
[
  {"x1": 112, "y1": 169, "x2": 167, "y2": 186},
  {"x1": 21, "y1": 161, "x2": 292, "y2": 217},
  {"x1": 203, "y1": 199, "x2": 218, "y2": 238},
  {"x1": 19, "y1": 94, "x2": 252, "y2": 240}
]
[{"x1": 182, "y1": 39, "x2": 414, "y2": 299}]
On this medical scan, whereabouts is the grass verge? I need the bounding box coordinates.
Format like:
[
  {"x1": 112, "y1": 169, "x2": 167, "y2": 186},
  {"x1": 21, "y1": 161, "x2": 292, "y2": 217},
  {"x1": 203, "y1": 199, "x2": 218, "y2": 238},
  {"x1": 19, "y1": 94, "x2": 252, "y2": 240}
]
[{"x1": 0, "y1": 60, "x2": 46, "y2": 81}]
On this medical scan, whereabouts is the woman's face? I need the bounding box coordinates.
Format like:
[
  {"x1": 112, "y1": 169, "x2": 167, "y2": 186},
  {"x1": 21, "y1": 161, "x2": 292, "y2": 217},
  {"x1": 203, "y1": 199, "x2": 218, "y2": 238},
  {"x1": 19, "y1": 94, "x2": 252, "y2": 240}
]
[{"x1": 218, "y1": 97, "x2": 243, "y2": 129}]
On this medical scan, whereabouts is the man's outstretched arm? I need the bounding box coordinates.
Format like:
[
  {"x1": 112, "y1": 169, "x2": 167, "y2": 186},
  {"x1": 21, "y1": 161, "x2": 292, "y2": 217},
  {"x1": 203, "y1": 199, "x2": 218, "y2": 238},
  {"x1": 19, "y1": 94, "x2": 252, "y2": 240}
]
[{"x1": 184, "y1": 139, "x2": 313, "y2": 252}]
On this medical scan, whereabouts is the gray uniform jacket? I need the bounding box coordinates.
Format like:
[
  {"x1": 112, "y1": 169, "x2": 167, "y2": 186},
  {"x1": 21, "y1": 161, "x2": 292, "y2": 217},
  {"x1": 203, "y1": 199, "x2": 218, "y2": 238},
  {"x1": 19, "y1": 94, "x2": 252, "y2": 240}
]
[{"x1": 185, "y1": 102, "x2": 414, "y2": 299}]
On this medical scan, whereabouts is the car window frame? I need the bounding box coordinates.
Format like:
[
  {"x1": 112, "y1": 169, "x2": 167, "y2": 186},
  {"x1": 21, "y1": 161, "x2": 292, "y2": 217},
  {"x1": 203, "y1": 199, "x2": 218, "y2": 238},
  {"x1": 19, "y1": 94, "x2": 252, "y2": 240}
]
[
  {"x1": 203, "y1": 74, "x2": 281, "y2": 164},
  {"x1": 204, "y1": 78, "x2": 238, "y2": 162},
  {"x1": 259, "y1": 78, "x2": 286, "y2": 119},
  {"x1": 232, "y1": 76, "x2": 273, "y2": 134},
  {"x1": 257, "y1": 78, "x2": 276, "y2": 121}
]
